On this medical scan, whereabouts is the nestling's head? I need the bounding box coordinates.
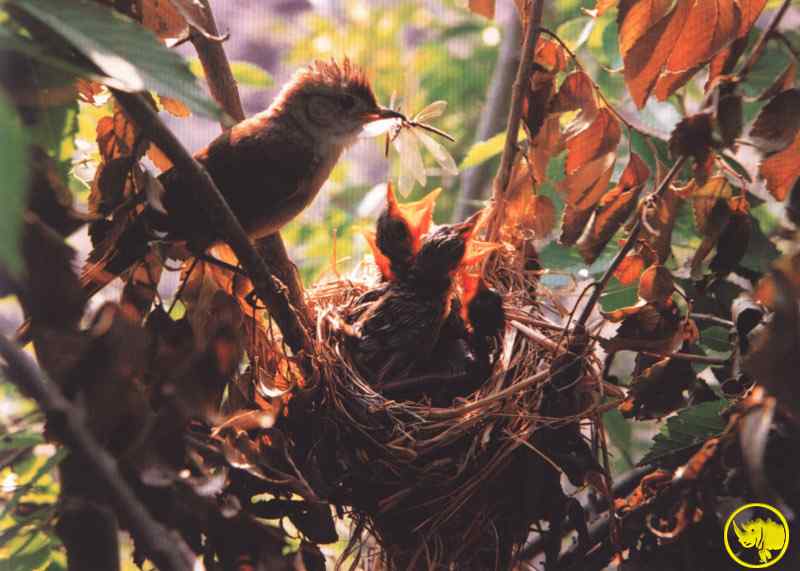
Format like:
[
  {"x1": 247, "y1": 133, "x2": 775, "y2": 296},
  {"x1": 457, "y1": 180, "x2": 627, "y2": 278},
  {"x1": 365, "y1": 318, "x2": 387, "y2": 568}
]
[{"x1": 272, "y1": 58, "x2": 402, "y2": 144}]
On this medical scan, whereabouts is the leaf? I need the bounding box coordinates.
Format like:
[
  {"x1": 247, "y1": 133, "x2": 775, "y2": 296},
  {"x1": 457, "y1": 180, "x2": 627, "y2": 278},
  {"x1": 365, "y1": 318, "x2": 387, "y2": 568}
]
[
  {"x1": 615, "y1": 252, "x2": 646, "y2": 285},
  {"x1": 531, "y1": 194, "x2": 556, "y2": 237},
  {"x1": 735, "y1": 0, "x2": 767, "y2": 38},
  {"x1": 639, "y1": 264, "x2": 674, "y2": 302},
  {"x1": 709, "y1": 210, "x2": 751, "y2": 275},
  {"x1": 142, "y1": 0, "x2": 188, "y2": 41},
  {"x1": 669, "y1": 112, "x2": 714, "y2": 165},
  {"x1": 663, "y1": 0, "x2": 740, "y2": 74},
  {"x1": 642, "y1": 184, "x2": 681, "y2": 264},
  {"x1": 10, "y1": 0, "x2": 220, "y2": 119},
  {"x1": 601, "y1": 300, "x2": 683, "y2": 354},
  {"x1": 158, "y1": 95, "x2": 191, "y2": 117},
  {"x1": 621, "y1": 0, "x2": 690, "y2": 108},
  {"x1": 535, "y1": 38, "x2": 569, "y2": 73},
  {"x1": 468, "y1": 0, "x2": 495, "y2": 19},
  {"x1": 559, "y1": 152, "x2": 616, "y2": 209},
  {"x1": 750, "y1": 88, "x2": 800, "y2": 150},
  {"x1": 229, "y1": 60, "x2": 274, "y2": 88},
  {"x1": 565, "y1": 108, "x2": 621, "y2": 176},
  {"x1": 620, "y1": 352, "x2": 697, "y2": 419},
  {"x1": 639, "y1": 400, "x2": 728, "y2": 466},
  {"x1": 715, "y1": 91, "x2": 742, "y2": 147},
  {"x1": 552, "y1": 71, "x2": 597, "y2": 116},
  {"x1": 759, "y1": 131, "x2": 800, "y2": 201},
  {"x1": 523, "y1": 69, "x2": 556, "y2": 140},
  {"x1": 691, "y1": 176, "x2": 734, "y2": 236},
  {"x1": 0, "y1": 94, "x2": 29, "y2": 276},
  {"x1": 460, "y1": 130, "x2": 526, "y2": 169},
  {"x1": 529, "y1": 115, "x2": 562, "y2": 183}
]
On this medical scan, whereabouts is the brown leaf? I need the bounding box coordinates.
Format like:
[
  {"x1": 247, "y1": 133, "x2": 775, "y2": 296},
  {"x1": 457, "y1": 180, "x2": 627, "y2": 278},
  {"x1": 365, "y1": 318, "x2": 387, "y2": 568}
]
[
  {"x1": 147, "y1": 143, "x2": 173, "y2": 172},
  {"x1": 665, "y1": 0, "x2": 740, "y2": 74},
  {"x1": 577, "y1": 153, "x2": 649, "y2": 264},
  {"x1": 621, "y1": 0, "x2": 691, "y2": 108},
  {"x1": 159, "y1": 95, "x2": 191, "y2": 117},
  {"x1": 96, "y1": 108, "x2": 139, "y2": 161},
  {"x1": 529, "y1": 115, "x2": 563, "y2": 183},
  {"x1": 669, "y1": 112, "x2": 714, "y2": 167},
  {"x1": 642, "y1": 185, "x2": 681, "y2": 264},
  {"x1": 710, "y1": 210, "x2": 750, "y2": 275},
  {"x1": 524, "y1": 70, "x2": 556, "y2": 140},
  {"x1": 559, "y1": 152, "x2": 616, "y2": 209},
  {"x1": 692, "y1": 176, "x2": 734, "y2": 236},
  {"x1": 759, "y1": 131, "x2": 800, "y2": 201},
  {"x1": 615, "y1": 252, "x2": 646, "y2": 285},
  {"x1": 715, "y1": 91, "x2": 743, "y2": 147},
  {"x1": 620, "y1": 351, "x2": 696, "y2": 419},
  {"x1": 531, "y1": 195, "x2": 556, "y2": 238},
  {"x1": 565, "y1": 108, "x2": 621, "y2": 175},
  {"x1": 560, "y1": 204, "x2": 594, "y2": 246},
  {"x1": 76, "y1": 79, "x2": 105, "y2": 104},
  {"x1": 750, "y1": 88, "x2": 800, "y2": 150},
  {"x1": 469, "y1": 0, "x2": 495, "y2": 19},
  {"x1": 757, "y1": 61, "x2": 797, "y2": 102},
  {"x1": 551, "y1": 71, "x2": 597, "y2": 116},
  {"x1": 735, "y1": 0, "x2": 767, "y2": 37},
  {"x1": 142, "y1": 0, "x2": 188, "y2": 41},
  {"x1": 639, "y1": 264, "x2": 674, "y2": 302},
  {"x1": 601, "y1": 300, "x2": 683, "y2": 354},
  {"x1": 535, "y1": 38, "x2": 569, "y2": 73}
]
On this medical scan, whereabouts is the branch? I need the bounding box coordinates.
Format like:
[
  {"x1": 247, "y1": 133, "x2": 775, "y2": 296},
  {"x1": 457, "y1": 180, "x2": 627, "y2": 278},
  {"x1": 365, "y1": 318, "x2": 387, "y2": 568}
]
[
  {"x1": 188, "y1": 0, "x2": 313, "y2": 334},
  {"x1": 452, "y1": 11, "x2": 521, "y2": 221},
  {"x1": 737, "y1": 0, "x2": 793, "y2": 82},
  {"x1": 111, "y1": 90, "x2": 313, "y2": 358},
  {"x1": 575, "y1": 156, "x2": 688, "y2": 328},
  {"x1": 486, "y1": 0, "x2": 545, "y2": 240},
  {"x1": 0, "y1": 334, "x2": 196, "y2": 571}
]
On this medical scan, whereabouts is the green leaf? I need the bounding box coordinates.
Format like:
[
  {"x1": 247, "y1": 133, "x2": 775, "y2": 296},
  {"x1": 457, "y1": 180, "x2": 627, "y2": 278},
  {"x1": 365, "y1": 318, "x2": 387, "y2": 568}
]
[
  {"x1": 556, "y1": 16, "x2": 594, "y2": 52},
  {"x1": 0, "y1": 94, "x2": 29, "y2": 276},
  {"x1": 0, "y1": 431, "x2": 44, "y2": 452},
  {"x1": 639, "y1": 400, "x2": 728, "y2": 467},
  {"x1": 460, "y1": 129, "x2": 526, "y2": 169},
  {"x1": 0, "y1": 449, "x2": 66, "y2": 522},
  {"x1": 9, "y1": 0, "x2": 220, "y2": 119}
]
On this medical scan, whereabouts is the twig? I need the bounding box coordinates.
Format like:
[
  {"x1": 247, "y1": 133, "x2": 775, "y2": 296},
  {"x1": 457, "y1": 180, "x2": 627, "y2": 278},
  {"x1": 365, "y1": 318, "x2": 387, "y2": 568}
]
[
  {"x1": 0, "y1": 334, "x2": 196, "y2": 571},
  {"x1": 575, "y1": 156, "x2": 688, "y2": 328},
  {"x1": 689, "y1": 313, "x2": 733, "y2": 328},
  {"x1": 111, "y1": 90, "x2": 313, "y2": 358},
  {"x1": 737, "y1": 0, "x2": 793, "y2": 82},
  {"x1": 486, "y1": 0, "x2": 545, "y2": 241},
  {"x1": 640, "y1": 351, "x2": 729, "y2": 365}
]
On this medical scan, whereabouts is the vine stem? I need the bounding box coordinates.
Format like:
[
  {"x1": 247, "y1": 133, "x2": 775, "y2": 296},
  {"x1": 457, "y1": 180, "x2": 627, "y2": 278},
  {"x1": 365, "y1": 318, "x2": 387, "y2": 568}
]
[
  {"x1": 575, "y1": 156, "x2": 688, "y2": 328},
  {"x1": 486, "y1": 0, "x2": 545, "y2": 241}
]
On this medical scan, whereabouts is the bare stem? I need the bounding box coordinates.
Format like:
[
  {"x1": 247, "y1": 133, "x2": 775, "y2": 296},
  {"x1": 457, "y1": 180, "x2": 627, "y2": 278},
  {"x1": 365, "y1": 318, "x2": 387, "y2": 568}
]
[
  {"x1": 575, "y1": 156, "x2": 688, "y2": 328},
  {"x1": 0, "y1": 335, "x2": 196, "y2": 571},
  {"x1": 486, "y1": 0, "x2": 545, "y2": 240}
]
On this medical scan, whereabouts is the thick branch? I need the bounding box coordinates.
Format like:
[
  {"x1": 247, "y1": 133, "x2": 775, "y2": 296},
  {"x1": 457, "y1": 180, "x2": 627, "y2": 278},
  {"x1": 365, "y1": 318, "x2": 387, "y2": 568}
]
[
  {"x1": 111, "y1": 90, "x2": 313, "y2": 357},
  {"x1": 189, "y1": 0, "x2": 312, "y2": 333},
  {"x1": 575, "y1": 156, "x2": 688, "y2": 328},
  {"x1": 0, "y1": 334, "x2": 196, "y2": 571},
  {"x1": 486, "y1": 0, "x2": 544, "y2": 240},
  {"x1": 452, "y1": 11, "x2": 521, "y2": 221}
]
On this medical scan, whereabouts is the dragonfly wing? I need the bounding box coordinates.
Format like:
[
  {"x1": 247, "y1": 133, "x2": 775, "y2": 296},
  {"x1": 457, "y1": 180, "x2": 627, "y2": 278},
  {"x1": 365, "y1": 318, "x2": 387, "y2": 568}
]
[
  {"x1": 360, "y1": 118, "x2": 401, "y2": 138},
  {"x1": 394, "y1": 128, "x2": 427, "y2": 188},
  {"x1": 414, "y1": 100, "x2": 447, "y2": 123},
  {"x1": 414, "y1": 128, "x2": 458, "y2": 176}
]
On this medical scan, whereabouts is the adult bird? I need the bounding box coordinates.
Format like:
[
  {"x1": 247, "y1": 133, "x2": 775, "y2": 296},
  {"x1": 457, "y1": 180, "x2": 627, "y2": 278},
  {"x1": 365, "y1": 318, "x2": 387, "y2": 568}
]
[{"x1": 83, "y1": 59, "x2": 404, "y2": 294}]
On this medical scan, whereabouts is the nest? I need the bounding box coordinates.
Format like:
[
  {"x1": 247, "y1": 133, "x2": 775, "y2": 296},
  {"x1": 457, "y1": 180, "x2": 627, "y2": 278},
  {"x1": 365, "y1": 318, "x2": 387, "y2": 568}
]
[{"x1": 290, "y1": 241, "x2": 605, "y2": 570}]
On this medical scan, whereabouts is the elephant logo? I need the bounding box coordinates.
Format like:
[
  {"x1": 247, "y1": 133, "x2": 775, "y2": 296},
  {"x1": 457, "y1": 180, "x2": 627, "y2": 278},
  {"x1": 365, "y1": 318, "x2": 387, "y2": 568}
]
[{"x1": 724, "y1": 503, "x2": 789, "y2": 568}]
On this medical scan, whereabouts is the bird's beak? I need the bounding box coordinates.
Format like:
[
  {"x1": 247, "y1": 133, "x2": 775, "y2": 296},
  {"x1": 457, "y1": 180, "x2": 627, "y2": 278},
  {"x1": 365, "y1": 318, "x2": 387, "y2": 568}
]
[
  {"x1": 363, "y1": 107, "x2": 406, "y2": 122},
  {"x1": 454, "y1": 211, "x2": 501, "y2": 266},
  {"x1": 387, "y1": 185, "x2": 443, "y2": 254}
]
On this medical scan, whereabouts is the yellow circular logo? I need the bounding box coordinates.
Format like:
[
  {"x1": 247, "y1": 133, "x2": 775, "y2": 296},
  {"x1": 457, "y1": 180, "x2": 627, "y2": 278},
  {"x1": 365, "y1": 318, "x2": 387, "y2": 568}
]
[{"x1": 724, "y1": 503, "x2": 789, "y2": 568}]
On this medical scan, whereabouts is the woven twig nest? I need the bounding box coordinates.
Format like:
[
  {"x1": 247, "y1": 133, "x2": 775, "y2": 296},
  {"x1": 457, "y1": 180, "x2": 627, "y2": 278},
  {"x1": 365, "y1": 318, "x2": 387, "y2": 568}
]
[{"x1": 295, "y1": 242, "x2": 604, "y2": 570}]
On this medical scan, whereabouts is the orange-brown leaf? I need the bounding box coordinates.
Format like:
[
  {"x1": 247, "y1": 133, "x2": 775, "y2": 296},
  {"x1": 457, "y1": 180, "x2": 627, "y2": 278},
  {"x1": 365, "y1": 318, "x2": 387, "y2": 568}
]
[
  {"x1": 596, "y1": 0, "x2": 619, "y2": 16},
  {"x1": 531, "y1": 195, "x2": 556, "y2": 238},
  {"x1": 665, "y1": 0, "x2": 740, "y2": 74},
  {"x1": 692, "y1": 176, "x2": 734, "y2": 235},
  {"x1": 536, "y1": 38, "x2": 569, "y2": 73},
  {"x1": 622, "y1": 0, "x2": 691, "y2": 108},
  {"x1": 560, "y1": 205, "x2": 594, "y2": 246},
  {"x1": 147, "y1": 143, "x2": 173, "y2": 172},
  {"x1": 565, "y1": 108, "x2": 621, "y2": 175},
  {"x1": 642, "y1": 185, "x2": 681, "y2": 264},
  {"x1": 552, "y1": 71, "x2": 597, "y2": 116},
  {"x1": 735, "y1": 0, "x2": 767, "y2": 37},
  {"x1": 560, "y1": 152, "x2": 616, "y2": 210},
  {"x1": 159, "y1": 95, "x2": 191, "y2": 117},
  {"x1": 617, "y1": 0, "x2": 673, "y2": 58},
  {"x1": 615, "y1": 253, "x2": 646, "y2": 285},
  {"x1": 639, "y1": 264, "x2": 674, "y2": 302},
  {"x1": 529, "y1": 115, "x2": 563, "y2": 183},
  {"x1": 759, "y1": 132, "x2": 800, "y2": 201},
  {"x1": 620, "y1": 152, "x2": 651, "y2": 189},
  {"x1": 469, "y1": 0, "x2": 495, "y2": 19},
  {"x1": 142, "y1": 0, "x2": 188, "y2": 41},
  {"x1": 577, "y1": 185, "x2": 639, "y2": 263}
]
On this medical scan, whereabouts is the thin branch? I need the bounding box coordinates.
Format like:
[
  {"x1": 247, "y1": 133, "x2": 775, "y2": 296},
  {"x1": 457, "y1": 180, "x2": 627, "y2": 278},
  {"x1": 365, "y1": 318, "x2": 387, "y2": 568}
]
[
  {"x1": 689, "y1": 313, "x2": 733, "y2": 328},
  {"x1": 770, "y1": 30, "x2": 800, "y2": 62},
  {"x1": 575, "y1": 156, "x2": 688, "y2": 328},
  {"x1": 0, "y1": 334, "x2": 196, "y2": 571},
  {"x1": 111, "y1": 90, "x2": 313, "y2": 358},
  {"x1": 737, "y1": 0, "x2": 793, "y2": 82},
  {"x1": 486, "y1": 0, "x2": 545, "y2": 240},
  {"x1": 640, "y1": 351, "x2": 729, "y2": 365}
]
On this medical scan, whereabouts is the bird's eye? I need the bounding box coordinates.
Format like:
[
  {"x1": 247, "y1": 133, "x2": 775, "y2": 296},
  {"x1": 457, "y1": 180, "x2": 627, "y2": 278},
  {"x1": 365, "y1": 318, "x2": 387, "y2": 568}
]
[{"x1": 339, "y1": 95, "x2": 356, "y2": 110}]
